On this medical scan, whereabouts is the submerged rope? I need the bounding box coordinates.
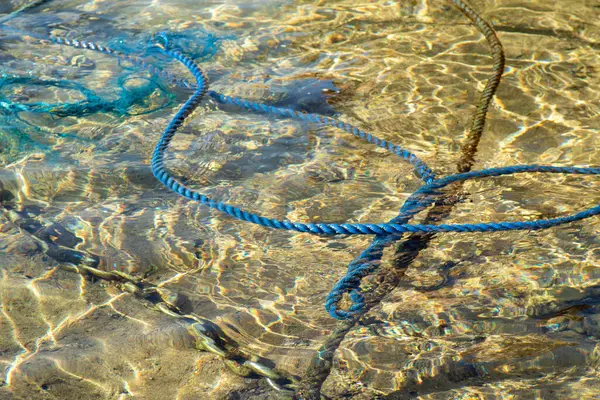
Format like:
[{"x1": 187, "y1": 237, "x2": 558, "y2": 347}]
[
  {"x1": 148, "y1": 31, "x2": 599, "y2": 323},
  {"x1": 453, "y1": 0, "x2": 505, "y2": 173},
  {"x1": 324, "y1": 0, "x2": 506, "y2": 320},
  {"x1": 1, "y1": 1, "x2": 598, "y2": 398},
  {"x1": 1, "y1": 4, "x2": 598, "y2": 320},
  {"x1": 297, "y1": 1, "x2": 503, "y2": 397}
]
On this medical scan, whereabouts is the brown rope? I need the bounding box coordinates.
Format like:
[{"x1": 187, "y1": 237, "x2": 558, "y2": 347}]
[{"x1": 294, "y1": 1, "x2": 505, "y2": 398}]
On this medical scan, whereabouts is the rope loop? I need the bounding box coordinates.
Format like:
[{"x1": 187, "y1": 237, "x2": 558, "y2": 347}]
[{"x1": 3, "y1": 24, "x2": 599, "y2": 320}]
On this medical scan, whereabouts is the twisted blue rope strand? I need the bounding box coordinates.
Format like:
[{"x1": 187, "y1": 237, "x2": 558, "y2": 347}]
[
  {"x1": 146, "y1": 47, "x2": 600, "y2": 319},
  {"x1": 154, "y1": 96, "x2": 600, "y2": 236},
  {"x1": 10, "y1": 30, "x2": 600, "y2": 317}
]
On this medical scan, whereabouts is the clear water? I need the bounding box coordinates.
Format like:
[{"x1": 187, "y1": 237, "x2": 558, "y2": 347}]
[{"x1": 1, "y1": 0, "x2": 600, "y2": 399}]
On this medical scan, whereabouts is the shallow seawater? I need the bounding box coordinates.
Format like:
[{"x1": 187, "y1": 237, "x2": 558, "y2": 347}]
[{"x1": 0, "y1": 0, "x2": 600, "y2": 399}]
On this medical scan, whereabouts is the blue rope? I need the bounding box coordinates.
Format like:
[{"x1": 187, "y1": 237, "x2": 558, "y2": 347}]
[
  {"x1": 4, "y1": 29, "x2": 600, "y2": 319},
  {"x1": 153, "y1": 76, "x2": 600, "y2": 235},
  {"x1": 149, "y1": 42, "x2": 600, "y2": 319}
]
